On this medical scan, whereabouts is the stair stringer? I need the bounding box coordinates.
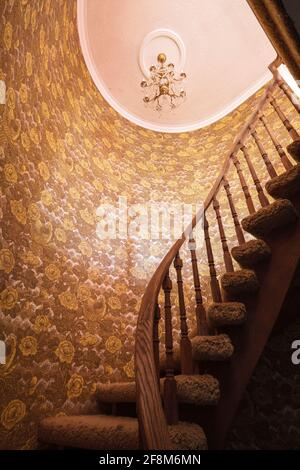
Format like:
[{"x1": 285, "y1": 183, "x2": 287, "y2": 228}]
[{"x1": 202, "y1": 194, "x2": 300, "y2": 450}]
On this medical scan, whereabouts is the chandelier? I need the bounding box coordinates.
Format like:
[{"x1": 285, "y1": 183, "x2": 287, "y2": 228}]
[{"x1": 140, "y1": 53, "x2": 187, "y2": 111}]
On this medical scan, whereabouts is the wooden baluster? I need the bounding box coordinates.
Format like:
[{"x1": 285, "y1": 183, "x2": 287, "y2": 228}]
[
  {"x1": 251, "y1": 129, "x2": 277, "y2": 178},
  {"x1": 277, "y1": 77, "x2": 300, "y2": 115},
  {"x1": 232, "y1": 153, "x2": 256, "y2": 214},
  {"x1": 203, "y1": 214, "x2": 222, "y2": 303},
  {"x1": 223, "y1": 177, "x2": 245, "y2": 246},
  {"x1": 173, "y1": 252, "x2": 193, "y2": 374},
  {"x1": 240, "y1": 144, "x2": 269, "y2": 207},
  {"x1": 270, "y1": 96, "x2": 300, "y2": 141},
  {"x1": 260, "y1": 114, "x2": 292, "y2": 170},
  {"x1": 162, "y1": 271, "x2": 178, "y2": 425},
  {"x1": 188, "y1": 235, "x2": 209, "y2": 336},
  {"x1": 212, "y1": 197, "x2": 234, "y2": 272},
  {"x1": 153, "y1": 303, "x2": 161, "y2": 384}
]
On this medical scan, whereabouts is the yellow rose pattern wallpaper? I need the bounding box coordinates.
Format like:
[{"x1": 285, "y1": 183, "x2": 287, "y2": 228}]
[{"x1": 0, "y1": 0, "x2": 299, "y2": 450}]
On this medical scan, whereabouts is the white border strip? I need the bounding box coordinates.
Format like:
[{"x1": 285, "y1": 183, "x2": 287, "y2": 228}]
[{"x1": 77, "y1": 0, "x2": 272, "y2": 134}]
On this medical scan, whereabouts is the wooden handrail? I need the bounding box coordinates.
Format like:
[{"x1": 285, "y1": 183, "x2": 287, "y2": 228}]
[
  {"x1": 202, "y1": 80, "x2": 277, "y2": 213},
  {"x1": 135, "y1": 78, "x2": 279, "y2": 449}
]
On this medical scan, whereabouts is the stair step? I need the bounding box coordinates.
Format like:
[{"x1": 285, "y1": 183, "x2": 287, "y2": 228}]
[
  {"x1": 241, "y1": 199, "x2": 298, "y2": 238},
  {"x1": 96, "y1": 374, "x2": 220, "y2": 407},
  {"x1": 191, "y1": 334, "x2": 234, "y2": 361},
  {"x1": 159, "y1": 333, "x2": 234, "y2": 372},
  {"x1": 207, "y1": 302, "x2": 246, "y2": 326},
  {"x1": 175, "y1": 374, "x2": 220, "y2": 406},
  {"x1": 265, "y1": 164, "x2": 300, "y2": 200},
  {"x1": 221, "y1": 269, "x2": 259, "y2": 297},
  {"x1": 38, "y1": 414, "x2": 207, "y2": 450},
  {"x1": 287, "y1": 139, "x2": 300, "y2": 162},
  {"x1": 231, "y1": 239, "x2": 271, "y2": 267}
]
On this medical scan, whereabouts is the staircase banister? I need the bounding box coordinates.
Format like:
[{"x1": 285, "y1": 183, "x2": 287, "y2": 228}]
[
  {"x1": 135, "y1": 77, "x2": 278, "y2": 450},
  {"x1": 135, "y1": 238, "x2": 183, "y2": 449},
  {"x1": 269, "y1": 56, "x2": 283, "y2": 80},
  {"x1": 202, "y1": 79, "x2": 277, "y2": 212}
]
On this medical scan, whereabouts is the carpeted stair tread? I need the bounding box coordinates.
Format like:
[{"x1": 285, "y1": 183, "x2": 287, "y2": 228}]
[
  {"x1": 191, "y1": 334, "x2": 234, "y2": 361},
  {"x1": 231, "y1": 239, "x2": 271, "y2": 267},
  {"x1": 168, "y1": 421, "x2": 207, "y2": 450},
  {"x1": 174, "y1": 374, "x2": 220, "y2": 406},
  {"x1": 287, "y1": 139, "x2": 300, "y2": 162},
  {"x1": 265, "y1": 164, "x2": 300, "y2": 199},
  {"x1": 96, "y1": 374, "x2": 219, "y2": 406},
  {"x1": 241, "y1": 199, "x2": 298, "y2": 238},
  {"x1": 38, "y1": 415, "x2": 139, "y2": 450},
  {"x1": 159, "y1": 332, "x2": 232, "y2": 371},
  {"x1": 221, "y1": 269, "x2": 259, "y2": 297},
  {"x1": 207, "y1": 302, "x2": 246, "y2": 326},
  {"x1": 38, "y1": 414, "x2": 207, "y2": 450}
]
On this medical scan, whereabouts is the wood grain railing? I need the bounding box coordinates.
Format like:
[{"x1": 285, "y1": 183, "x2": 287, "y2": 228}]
[{"x1": 135, "y1": 59, "x2": 300, "y2": 449}]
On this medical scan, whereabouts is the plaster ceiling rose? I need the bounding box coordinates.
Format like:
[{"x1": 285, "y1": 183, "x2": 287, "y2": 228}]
[{"x1": 77, "y1": 0, "x2": 276, "y2": 133}]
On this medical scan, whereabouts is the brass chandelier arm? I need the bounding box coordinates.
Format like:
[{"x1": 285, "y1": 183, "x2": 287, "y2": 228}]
[{"x1": 140, "y1": 53, "x2": 187, "y2": 110}]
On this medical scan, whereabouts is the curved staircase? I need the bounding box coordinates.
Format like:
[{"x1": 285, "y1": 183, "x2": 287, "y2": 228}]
[{"x1": 38, "y1": 61, "x2": 300, "y2": 450}]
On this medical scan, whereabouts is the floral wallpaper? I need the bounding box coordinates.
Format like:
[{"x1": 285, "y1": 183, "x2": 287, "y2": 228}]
[{"x1": 0, "y1": 0, "x2": 299, "y2": 450}]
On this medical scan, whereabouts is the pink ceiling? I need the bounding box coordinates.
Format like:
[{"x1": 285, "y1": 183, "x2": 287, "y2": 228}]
[{"x1": 78, "y1": 0, "x2": 276, "y2": 132}]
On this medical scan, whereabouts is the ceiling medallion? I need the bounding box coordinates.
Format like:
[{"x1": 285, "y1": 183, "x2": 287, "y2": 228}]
[{"x1": 140, "y1": 53, "x2": 187, "y2": 111}]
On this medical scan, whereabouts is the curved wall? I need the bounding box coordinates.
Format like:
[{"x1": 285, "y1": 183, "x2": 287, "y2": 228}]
[{"x1": 0, "y1": 0, "x2": 298, "y2": 449}]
